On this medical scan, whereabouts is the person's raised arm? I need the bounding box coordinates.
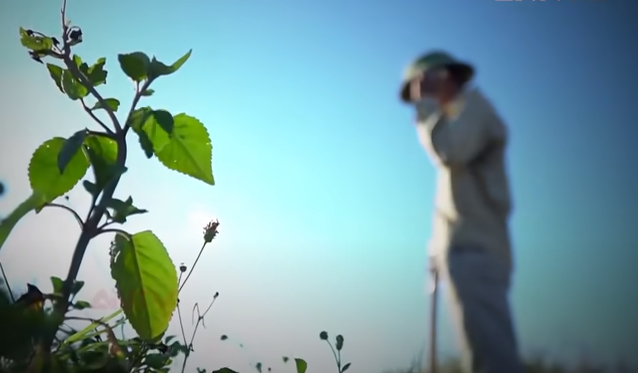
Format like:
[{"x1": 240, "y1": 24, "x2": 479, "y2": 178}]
[{"x1": 430, "y1": 89, "x2": 504, "y2": 167}]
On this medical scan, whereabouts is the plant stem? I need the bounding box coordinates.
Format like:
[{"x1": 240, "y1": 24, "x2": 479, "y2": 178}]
[
  {"x1": 45, "y1": 203, "x2": 84, "y2": 228},
  {"x1": 326, "y1": 340, "x2": 340, "y2": 373},
  {"x1": 178, "y1": 242, "x2": 207, "y2": 293},
  {"x1": 176, "y1": 305, "x2": 187, "y2": 343},
  {"x1": 180, "y1": 347, "x2": 191, "y2": 373},
  {"x1": 0, "y1": 261, "x2": 14, "y2": 303},
  {"x1": 80, "y1": 98, "x2": 115, "y2": 135},
  {"x1": 41, "y1": 49, "x2": 130, "y2": 356},
  {"x1": 177, "y1": 272, "x2": 188, "y2": 346},
  {"x1": 45, "y1": 143, "x2": 126, "y2": 345},
  {"x1": 180, "y1": 304, "x2": 210, "y2": 373},
  {"x1": 98, "y1": 228, "x2": 131, "y2": 237}
]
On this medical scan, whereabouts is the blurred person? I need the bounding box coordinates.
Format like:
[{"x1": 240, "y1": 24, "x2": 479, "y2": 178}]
[{"x1": 399, "y1": 51, "x2": 525, "y2": 373}]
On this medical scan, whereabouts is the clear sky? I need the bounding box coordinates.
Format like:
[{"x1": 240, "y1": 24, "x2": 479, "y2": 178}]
[{"x1": 1, "y1": 0, "x2": 637, "y2": 372}]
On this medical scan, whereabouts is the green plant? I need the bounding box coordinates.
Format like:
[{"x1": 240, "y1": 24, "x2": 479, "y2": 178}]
[
  {"x1": 319, "y1": 331, "x2": 351, "y2": 373},
  {"x1": 213, "y1": 334, "x2": 308, "y2": 373},
  {"x1": 0, "y1": 0, "x2": 236, "y2": 371}
]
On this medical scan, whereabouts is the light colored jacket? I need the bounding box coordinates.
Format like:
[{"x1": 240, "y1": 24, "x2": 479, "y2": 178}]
[{"x1": 415, "y1": 86, "x2": 513, "y2": 270}]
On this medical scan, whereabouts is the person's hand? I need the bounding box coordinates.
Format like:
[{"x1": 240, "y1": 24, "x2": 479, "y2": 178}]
[
  {"x1": 411, "y1": 68, "x2": 448, "y2": 101},
  {"x1": 428, "y1": 255, "x2": 439, "y2": 273},
  {"x1": 408, "y1": 75, "x2": 423, "y2": 102},
  {"x1": 408, "y1": 75, "x2": 440, "y2": 101}
]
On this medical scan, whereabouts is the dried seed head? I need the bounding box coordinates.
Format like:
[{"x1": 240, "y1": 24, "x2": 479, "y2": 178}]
[
  {"x1": 68, "y1": 28, "x2": 82, "y2": 43},
  {"x1": 203, "y1": 219, "x2": 220, "y2": 243}
]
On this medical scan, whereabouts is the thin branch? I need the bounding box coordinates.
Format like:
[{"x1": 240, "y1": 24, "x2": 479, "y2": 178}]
[
  {"x1": 176, "y1": 272, "x2": 188, "y2": 346},
  {"x1": 179, "y1": 294, "x2": 218, "y2": 373},
  {"x1": 96, "y1": 228, "x2": 130, "y2": 238},
  {"x1": 178, "y1": 241, "x2": 208, "y2": 293},
  {"x1": 182, "y1": 305, "x2": 201, "y2": 373},
  {"x1": 176, "y1": 303, "x2": 188, "y2": 343},
  {"x1": 96, "y1": 220, "x2": 115, "y2": 231},
  {"x1": 326, "y1": 340, "x2": 340, "y2": 373},
  {"x1": 80, "y1": 98, "x2": 115, "y2": 135},
  {"x1": 123, "y1": 80, "x2": 151, "y2": 135},
  {"x1": 64, "y1": 316, "x2": 93, "y2": 323},
  {"x1": 63, "y1": 56, "x2": 122, "y2": 132},
  {"x1": 191, "y1": 303, "x2": 200, "y2": 326},
  {"x1": 45, "y1": 203, "x2": 84, "y2": 228},
  {"x1": 0, "y1": 262, "x2": 14, "y2": 303},
  {"x1": 199, "y1": 292, "x2": 218, "y2": 329},
  {"x1": 83, "y1": 190, "x2": 100, "y2": 228},
  {"x1": 87, "y1": 130, "x2": 115, "y2": 140},
  {"x1": 60, "y1": 0, "x2": 68, "y2": 33}
]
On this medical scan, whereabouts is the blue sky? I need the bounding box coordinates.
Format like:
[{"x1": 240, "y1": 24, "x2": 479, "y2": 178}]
[{"x1": 1, "y1": 0, "x2": 637, "y2": 372}]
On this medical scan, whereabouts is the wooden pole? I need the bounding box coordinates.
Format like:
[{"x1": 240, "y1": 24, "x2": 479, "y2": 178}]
[{"x1": 428, "y1": 268, "x2": 439, "y2": 373}]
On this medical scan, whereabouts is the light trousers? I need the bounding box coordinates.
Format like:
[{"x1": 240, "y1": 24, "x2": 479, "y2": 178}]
[{"x1": 438, "y1": 246, "x2": 526, "y2": 373}]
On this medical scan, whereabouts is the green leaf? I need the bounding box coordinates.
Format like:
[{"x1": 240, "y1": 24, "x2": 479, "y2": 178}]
[
  {"x1": 140, "y1": 89, "x2": 154, "y2": 96},
  {"x1": 72, "y1": 54, "x2": 83, "y2": 69},
  {"x1": 83, "y1": 180, "x2": 98, "y2": 197},
  {"x1": 92, "y1": 98, "x2": 120, "y2": 112},
  {"x1": 342, "y1": 362, "x2": 351, "y2": 372},
  {"x1": 19, "y1": 27, "x2": 52, "y2": 51},
  {"x1": 0, "y1": 192, "x2": 46, "y2": 253},
  {"x1": 79, "y1": 57, "x2": 108, "y2": 87},
  {"x1": 61, "y1": 69, "x2": 88, "y2": 100},
  {"x1": 148, "y1": 50, "x2": 192, "y2": 80},
  {"x1": 83, "y1": 135, "x2": 119, "y2": 191},
  {"x1": 50, "y1": 276, "x2": 64, "y2": 294},
  {"x1": 110, "y1": 231, "x2": 178, "y2": 341},
  {"x1": 28, "y1": 137, "x2": 90, "y2": 203},
  {"x1": 155, "y1": 114, "x2": 214, "y2": 185},
  {"x1": 117, "y1": 52, "x2": 151, "y2": 82},
  {"x1": 58, "y1": 130, "x2": 87, "y2": 174},
  {"x1": 319, "y1": 331, "x2": 328, "y2": 340},
  {"x1": 46, "y1": 64, "x2": 64, "y2": 93},
  {"x1": 168, "y1": 341, "x2": 188, "y2": 357},
  {"x1": 50, "y1": 276, "x2": 84, "y2": 297},
  {"x1": 105, "y1": 196, "x2": 148, "y2": 224},
  {"x1": 71, "y1": 280, "x2": 85, "y2": 295},
  {"x1": 73, "y1": 300, "x2": 91, "y2": 310},
  {"x1": 294, "y1": 358, "x2": 307, "y2": 373},
  {"x1": 62, "y1": 309, "x2": 123, "y2": 346},
  {"x1": 144, "y1": 353, "x2": 169, "y2": 369}
]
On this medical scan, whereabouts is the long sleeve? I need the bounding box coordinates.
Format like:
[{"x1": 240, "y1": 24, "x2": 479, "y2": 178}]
[
  {"x1": 418, "y1": 86, "x2": 513, "y2": 273},
  {"x1": 430, "y1": 88, "x2": 504, "y2": 167}
]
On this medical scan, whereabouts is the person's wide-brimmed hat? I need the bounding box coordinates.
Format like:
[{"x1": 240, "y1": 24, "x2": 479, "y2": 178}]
[{"x1": 399, "y1": 51, "x2": 474, "y2": 103}]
